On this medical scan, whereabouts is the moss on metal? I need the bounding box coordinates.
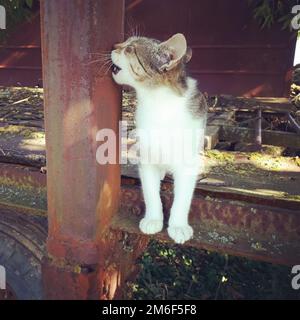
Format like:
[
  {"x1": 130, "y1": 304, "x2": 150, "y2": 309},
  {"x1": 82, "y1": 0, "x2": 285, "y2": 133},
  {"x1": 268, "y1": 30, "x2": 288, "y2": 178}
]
[{"x1": 0, "y1": 175, "x2": 47, "y2": 211}]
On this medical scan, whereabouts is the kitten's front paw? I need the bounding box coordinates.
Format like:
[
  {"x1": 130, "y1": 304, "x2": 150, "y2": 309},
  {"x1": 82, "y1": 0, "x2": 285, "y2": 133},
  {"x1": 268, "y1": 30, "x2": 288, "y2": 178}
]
[
  {"x1": 167, "y1": 225, "x2": 193, "y2": 244},
  {"x1": 139, "y1": 218, "x2": 163, "y2": 235}
]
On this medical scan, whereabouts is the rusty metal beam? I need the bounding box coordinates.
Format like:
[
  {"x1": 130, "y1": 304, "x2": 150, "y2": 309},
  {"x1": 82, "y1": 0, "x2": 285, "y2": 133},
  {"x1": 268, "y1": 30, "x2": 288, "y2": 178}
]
[
  {"x1": 39, "y1": 0, "x2": 148, "y2": 300},
  {"x1": 115, "y1": 179, "x2": 300, "y2": 266},
  {"x1": 1, "y1": 161, "x2": 300, "y2": 266}
]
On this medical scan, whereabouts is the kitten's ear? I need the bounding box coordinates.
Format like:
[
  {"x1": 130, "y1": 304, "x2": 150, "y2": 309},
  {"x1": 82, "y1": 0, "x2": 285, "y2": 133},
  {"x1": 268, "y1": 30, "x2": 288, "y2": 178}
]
[
  {"x1": 184, "y1": 46, "x2": 192, "y2": 63},
  {"x1": 159, "y1": 33, "x2": 188, "y2": 71}
]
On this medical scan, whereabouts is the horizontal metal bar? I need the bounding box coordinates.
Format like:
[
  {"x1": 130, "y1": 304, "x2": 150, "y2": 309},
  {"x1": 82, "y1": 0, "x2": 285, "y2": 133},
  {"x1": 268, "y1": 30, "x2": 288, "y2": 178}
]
[
  {"x1": 1, "y1": 162, "x2": 299, "y2": 265},
  {"x1": 191, "y1": 70, "x2": 283, "y2": 75},
  {"x1": 116, "y1": 184, "x2": 300, "y2": 266},
  {"x1": 0, "y1": 45, "x2": 41, "y2": 50},
  {"x1": 0, "y1": 66, "x2": 42, "y2": 70},
  {"x1": 191, "y1": 44, "x2": 287, "y2": 49}
]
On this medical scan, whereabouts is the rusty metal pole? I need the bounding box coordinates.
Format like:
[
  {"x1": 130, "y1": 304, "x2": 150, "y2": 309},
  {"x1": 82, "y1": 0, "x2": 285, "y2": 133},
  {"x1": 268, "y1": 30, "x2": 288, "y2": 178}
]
[{"x1": 40, "y1": 0, "x2": 124, "y2": 299}]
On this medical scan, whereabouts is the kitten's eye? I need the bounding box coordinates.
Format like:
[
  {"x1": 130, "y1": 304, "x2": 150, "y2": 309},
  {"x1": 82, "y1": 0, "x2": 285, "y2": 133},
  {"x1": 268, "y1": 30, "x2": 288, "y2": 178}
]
[{"x1": 125, "y1": 46, "x2": 134, "y2": 54}]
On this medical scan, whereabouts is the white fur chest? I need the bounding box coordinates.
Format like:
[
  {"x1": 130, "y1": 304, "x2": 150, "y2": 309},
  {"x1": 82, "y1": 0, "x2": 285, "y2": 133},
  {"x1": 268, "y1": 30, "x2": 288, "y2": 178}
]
[
  {"x1": 135, "y1": 86, "x2": 193, "y2": 130},
  {"x1": 133, "y1": 79, "x2": 204, "y2": 168}
]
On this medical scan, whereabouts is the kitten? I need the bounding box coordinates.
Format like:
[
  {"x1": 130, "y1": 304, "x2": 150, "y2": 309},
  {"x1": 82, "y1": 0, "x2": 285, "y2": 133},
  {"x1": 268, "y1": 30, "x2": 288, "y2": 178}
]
[{"x1": 111, "y1": 33, "x2": 207, "y2": 244}]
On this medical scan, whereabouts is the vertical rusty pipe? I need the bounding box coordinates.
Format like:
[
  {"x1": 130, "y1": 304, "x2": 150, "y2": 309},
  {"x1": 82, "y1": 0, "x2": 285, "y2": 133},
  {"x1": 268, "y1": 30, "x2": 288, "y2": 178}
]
[{"x1": 41, "y1": 0, "x2": 124, "y2": 299}]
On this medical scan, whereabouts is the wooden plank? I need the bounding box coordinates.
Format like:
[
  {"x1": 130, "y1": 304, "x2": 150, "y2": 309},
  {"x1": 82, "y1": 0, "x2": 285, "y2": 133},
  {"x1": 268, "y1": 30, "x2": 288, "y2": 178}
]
[
  {"x1": 220, "y1": 126, "x2": 300, "y2": 149},
  {"x1": 207, "y1": 111, "x2": 235, "y2": 126},
  {"x1": 204, "y1": 125, "x2": 219, "y2": 149},
  {"x1": 0, "y1": 128, "x2": 45, "y2": 168},
  {"x1": 205, "y1": 111, "x2": 236, "y2": 149},
  {"x1": 211, "y1": 96, "x2": 297, "y2": 113}
]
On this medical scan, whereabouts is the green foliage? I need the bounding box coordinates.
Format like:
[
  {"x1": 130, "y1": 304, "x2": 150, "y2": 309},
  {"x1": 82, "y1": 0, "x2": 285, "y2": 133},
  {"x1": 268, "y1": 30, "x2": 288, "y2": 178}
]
[
  {"x1": 127, "y1": 240, "x2": 300, "y2": 300},
  {"x1": 0, "y1": 0, "x2": 35, "y2": 43},
  {"x1": 248, "y1": 0, "x2": 300, "y2": 30}
]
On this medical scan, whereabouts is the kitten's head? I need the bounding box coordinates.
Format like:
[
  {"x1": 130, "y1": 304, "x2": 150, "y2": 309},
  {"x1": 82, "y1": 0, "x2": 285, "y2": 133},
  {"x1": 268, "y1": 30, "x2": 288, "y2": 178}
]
[{"x1": 111, "y1": 33, "x2": 192, "y2": 93}]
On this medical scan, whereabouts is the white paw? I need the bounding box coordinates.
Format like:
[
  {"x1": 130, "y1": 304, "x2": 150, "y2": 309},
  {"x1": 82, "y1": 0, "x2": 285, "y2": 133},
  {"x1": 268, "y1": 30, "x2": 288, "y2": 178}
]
[
  {"x1": 167, "y1": 225, "x2": 193, "y2": 244},
  {"x1": 139, "y1": 218, "x2": 163, "y2": 235}
]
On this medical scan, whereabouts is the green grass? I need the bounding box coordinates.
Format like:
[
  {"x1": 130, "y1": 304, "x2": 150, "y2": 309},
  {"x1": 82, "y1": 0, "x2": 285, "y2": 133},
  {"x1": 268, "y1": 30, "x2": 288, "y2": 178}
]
[{"x1": 126, "y1": 240, "x2": 300, "y2": 300}]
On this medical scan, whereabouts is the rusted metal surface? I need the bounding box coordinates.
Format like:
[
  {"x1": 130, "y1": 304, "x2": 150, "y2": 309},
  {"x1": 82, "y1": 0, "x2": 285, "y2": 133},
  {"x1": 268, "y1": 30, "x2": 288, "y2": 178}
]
[
  {"x1": 40, "y1": 0, "x2": 149, "y2": 300},
  {"x1": 2, "y1": 160, "x2": 300, "y2": 219},
  {"x1": 41, "y1": 0, "x2": 123, "y2": 261},
  {"x1": 0, "y1": 159, "x2": 299, "y2": 295},
  {"x1": 121, "y1": 162, "x2": 300, "y2": 212},
  {"x1": 0, "y1": 163, "x2": 47, "y2": 213},
  {"x1": 2, "y1": 158, "x2": 299, "y2": 268},
  {"x1": 0, "y1": 163, "x2": 46, "y2": 189},
  {"x1": 42, "y1": 230, "x2": 149, "y2": 300},
  {"x1": 115, "y1": 180, "x2": 300, "y2": 266}
]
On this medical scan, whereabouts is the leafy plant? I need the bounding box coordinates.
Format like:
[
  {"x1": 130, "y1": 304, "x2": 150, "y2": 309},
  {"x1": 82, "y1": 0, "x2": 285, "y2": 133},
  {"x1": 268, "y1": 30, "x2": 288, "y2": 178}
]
[
  {"x1": 126, "y1": 240, "x2": 300, "y2": 300},
  {"x1": 248, "y1": 0, "x2": 300, "y2": 30},
  {"x1": 0, "y1": 0, "x2": 35, "y2": 43}
]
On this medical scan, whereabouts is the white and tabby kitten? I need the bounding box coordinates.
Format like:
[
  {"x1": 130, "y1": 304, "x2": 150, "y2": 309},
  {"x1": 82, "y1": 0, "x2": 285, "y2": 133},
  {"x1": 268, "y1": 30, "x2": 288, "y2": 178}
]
[{"x1": 111, "y1": 33, "x2": 207, "y2": 244}]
